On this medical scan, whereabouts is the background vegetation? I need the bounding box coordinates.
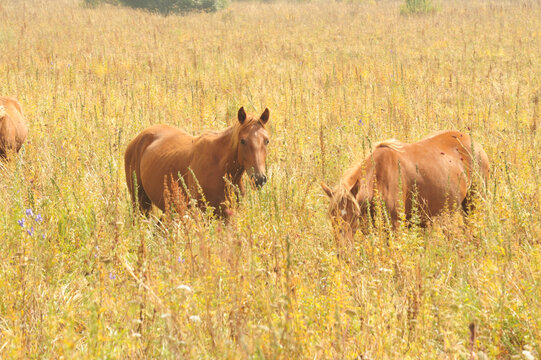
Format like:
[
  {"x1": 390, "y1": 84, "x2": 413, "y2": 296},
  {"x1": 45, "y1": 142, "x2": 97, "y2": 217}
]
[
  {"x1": 400, "y1": 0, "x2": 437, "y2": 15},
  {"x1": 0, "y1": 0, "x2": 540, "y2": 358},
  {"x1": 116, "y1": 0, "x2": 229, "y2": 15}
]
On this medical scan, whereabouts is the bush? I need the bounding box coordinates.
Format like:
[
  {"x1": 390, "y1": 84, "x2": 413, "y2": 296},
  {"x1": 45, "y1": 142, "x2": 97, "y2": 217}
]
[
  {"x1": 400, "y1": 0, "x2": 437, "y2": 15},
  {"x1": 118, "y1": 0, "x2": 228, "y2": 14},
  {"x1": 83, "y1": 0, "x2": 118, "y2": 7}
]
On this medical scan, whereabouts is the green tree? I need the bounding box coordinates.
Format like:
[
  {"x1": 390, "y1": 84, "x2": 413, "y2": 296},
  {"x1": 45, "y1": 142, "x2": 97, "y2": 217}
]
[
  {"x1": 400, "y1": 0, "x2": 437, "y2": 15},
  {"x1": 118, "y1": 0, "x2": 228, "y2": 14}
]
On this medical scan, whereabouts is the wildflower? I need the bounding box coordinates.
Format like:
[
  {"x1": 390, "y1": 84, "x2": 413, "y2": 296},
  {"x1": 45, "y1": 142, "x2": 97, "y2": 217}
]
[
  {"x1": 358, "y1": 118, "x2": 364, "y2": 126},
  {"x1": 26, "y1": 209, "x2": 33, "y2": 217},
  {"x1": 27, "y1": 226, "x2": 34, "y2": 236},
  {"x1": 189, "y1": 315, "x2": 201, "y2": 323},
  {"x1": 17, "y1": 218, "x2": 25, "y2": 227},
  {"x1": 177, "y1": 256, "x2": 185, "y2": 263},
  {"x1": 108, "y1": 272, "x2": 116, "y2": 280},
  {"x1": 42, "y1": 234, "x2": 46, "y2": 239},
  {"x1": 35, "y1": 214, "x2": 42, "y2": 222}
]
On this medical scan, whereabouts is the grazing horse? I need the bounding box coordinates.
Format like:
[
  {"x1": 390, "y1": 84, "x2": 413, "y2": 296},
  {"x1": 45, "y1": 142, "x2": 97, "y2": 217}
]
[
  {"x1": 125, "y1": 107, "x2": 270, "y2": 216},
  {"x1": 321, "y1": 130, "x2": 490, "y2": 235},
  {"x1": 0, "y1": 97, "x2": 28, "y2": 160}
]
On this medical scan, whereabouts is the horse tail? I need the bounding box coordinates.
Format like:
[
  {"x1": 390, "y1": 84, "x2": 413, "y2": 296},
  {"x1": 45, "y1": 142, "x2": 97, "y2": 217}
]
[
  {"x1": 124, "y1": 132, "x2": 155, "y2": 213},
  {"x1": 475, "y1": 142, "x2": 490, "y2": 187},
  {"x1": 462, "y1": 139, "x2": 490, "y2": 214}
]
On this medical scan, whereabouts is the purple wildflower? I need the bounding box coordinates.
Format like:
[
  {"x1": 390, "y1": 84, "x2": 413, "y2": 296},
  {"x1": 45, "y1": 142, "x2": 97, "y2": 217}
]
[
  {"x1": 35, "y1": 214, "x2": 42, "y2": 222},
  {"x1": 26, "y1": 209, "x2": 33, "y2": 217},
  {"x1": 177, "y1": 256, "x2": 185, "y2": 263},
  {"x1": 17, "y1": 218, "x2": 25, "y2": 227},
  {"x1": 358, "y1": 118, "x2": 364, "y2": 126},
  {"x1": 27, "y1": 226, "x2": 34, "y2": 236},
  {"x1": 109, "y1": 272, "x2": 116, "y2": 280}
]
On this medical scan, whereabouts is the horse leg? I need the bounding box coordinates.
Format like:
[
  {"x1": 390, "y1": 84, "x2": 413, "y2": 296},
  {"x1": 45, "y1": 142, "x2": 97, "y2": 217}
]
[
  {"x1": 461, "y1": 189, "x2": 475, "y2": 215},
  {"x1": 127, "y1": 171, "x2": 152, "y2": 216},
  {"x1": 137, "y1": 185, "x2": 153, "y2": 215},
  {"x1": 462, "y1": 177, "x2": 484, "y2": 216}
]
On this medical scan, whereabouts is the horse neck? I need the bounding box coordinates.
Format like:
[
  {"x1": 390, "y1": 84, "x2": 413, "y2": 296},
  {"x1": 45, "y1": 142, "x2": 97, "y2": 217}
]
[{"x1": 343, "y1": 157, "x2": 376, "y2": 208}]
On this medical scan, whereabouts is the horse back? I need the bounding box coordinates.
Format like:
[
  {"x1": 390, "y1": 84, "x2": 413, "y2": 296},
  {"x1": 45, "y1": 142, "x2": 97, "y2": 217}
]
[
  {"x1": 369, "y1": 130, "x2": 489, "y2": 222},
  {"x1": 125, "y1": 124, "x2": 197, "y2": 211},
  {"x1": 420, "y1": 130, "x2": 489, "y2": 182}
]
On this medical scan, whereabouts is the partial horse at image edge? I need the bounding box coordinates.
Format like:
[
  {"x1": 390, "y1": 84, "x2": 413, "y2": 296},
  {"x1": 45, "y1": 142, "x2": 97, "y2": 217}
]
[
  {"x1": 124, "y1": 107, "x2": 270, "y2": 217},
  {"x1": 321, "y1": 130, "x2": 490, "y2": 235},
  {"x1": 0, "y1": 96, "x2": 28, "y2": 160}
]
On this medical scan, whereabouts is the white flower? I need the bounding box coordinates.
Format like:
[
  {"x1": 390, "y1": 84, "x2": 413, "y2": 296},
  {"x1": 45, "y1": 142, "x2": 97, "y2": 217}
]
[
  {"x1": 189, "y1": 315, "x2": 201, "y2": 323},
  {"x1": 176, "y1": 285, "x2": 192, "y2": 292},
  {"x1": 522, "y1": 350, "x2": 535, "y2": 360}
]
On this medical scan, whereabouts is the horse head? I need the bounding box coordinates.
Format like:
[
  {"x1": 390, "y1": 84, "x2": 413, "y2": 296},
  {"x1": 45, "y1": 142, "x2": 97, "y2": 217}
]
[
  {"x1": 236, "y1": 107, "x2": 270, "y2": 187},
  {"x1": 321, "y1": 182, "x2": 363, "y2": 237}
]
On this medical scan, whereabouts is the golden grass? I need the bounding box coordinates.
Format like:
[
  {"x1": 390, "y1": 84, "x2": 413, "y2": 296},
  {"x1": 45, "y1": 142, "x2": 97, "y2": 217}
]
[{"x1": 0, "y1": 0, "x2": 540, "y2": 358}]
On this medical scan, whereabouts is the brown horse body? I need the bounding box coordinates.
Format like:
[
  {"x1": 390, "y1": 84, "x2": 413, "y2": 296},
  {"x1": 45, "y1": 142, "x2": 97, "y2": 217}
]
[
  {"x1": 125, "y1": 107, "x2": 270, "y2": 215},
  {"x1": 0, "y1": 97, "x2": 28, "y2": 159},
  {"x1": 322, "y1": 130, "x2": 490, "y2": 234}
]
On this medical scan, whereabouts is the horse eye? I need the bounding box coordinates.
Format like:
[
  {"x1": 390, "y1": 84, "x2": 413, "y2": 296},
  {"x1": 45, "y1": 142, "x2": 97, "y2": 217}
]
[
  {"x1": 240, "y1": 139, "x2": 246, "y2": 145},
  {"x1": 264, "y1": 139, "x2": 269, "y2": 145}
]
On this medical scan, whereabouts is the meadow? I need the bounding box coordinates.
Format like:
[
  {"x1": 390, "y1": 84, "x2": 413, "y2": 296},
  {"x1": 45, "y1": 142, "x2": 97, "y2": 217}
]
[{"x1": 0, "y1": 0, "x2": 540, "y2": 358}]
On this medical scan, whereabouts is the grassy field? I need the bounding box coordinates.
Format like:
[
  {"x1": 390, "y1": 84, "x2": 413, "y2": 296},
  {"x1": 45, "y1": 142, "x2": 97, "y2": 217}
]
[{"x1": 0, "y1": 0, "x2": 540, "y2": 358}]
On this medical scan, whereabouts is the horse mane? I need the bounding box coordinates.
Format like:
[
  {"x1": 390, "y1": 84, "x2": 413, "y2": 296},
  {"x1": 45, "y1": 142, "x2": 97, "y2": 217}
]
[
  {"x1": 340, "y1": 160, "x2": 366, "y2": 190},
  {"x1": 373, "y1": 138, "x2": 404, "y2": 152},
  {"x1": 0, "y1": 106, "x2": 6, "y2": 119},
  {"x1": 332, "y1": 148, "x2": 382, "y2": 213},
  {"x1": 329, "y1": 158, "x2": 372, "y2": 213}
]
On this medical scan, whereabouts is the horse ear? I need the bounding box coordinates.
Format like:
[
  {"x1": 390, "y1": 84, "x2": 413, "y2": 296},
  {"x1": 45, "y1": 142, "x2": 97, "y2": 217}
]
[
  {"x1": 238, "y1": 107, "x2": 246, "y2": 124},
  {"x1": 350, "y1": 180, "x2": 359, "y2": 197},
  {"x1": 321, "y1": 182, "x2": 333, "y2": 198},
  {"x1": 260, "y1": 108, "x2": 270, "y2": 124}
]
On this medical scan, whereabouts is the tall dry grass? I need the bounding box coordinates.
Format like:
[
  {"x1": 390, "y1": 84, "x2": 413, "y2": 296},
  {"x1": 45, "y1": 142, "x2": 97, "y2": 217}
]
[{"x1": 0, "y1": 0, "x2": 540, "y2": 358}]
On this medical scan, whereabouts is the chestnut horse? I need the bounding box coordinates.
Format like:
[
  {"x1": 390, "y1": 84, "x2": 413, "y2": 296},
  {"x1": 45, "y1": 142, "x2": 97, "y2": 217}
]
[
  {"x1": 125, "y1": 107, "x2": 270, "y2": 216},
  {"x1": 321, "y1": 130, "x2": 490, "y2": 235},
  {"x1": 0, "y1": 97, "x2": 28, "y2": 160}
]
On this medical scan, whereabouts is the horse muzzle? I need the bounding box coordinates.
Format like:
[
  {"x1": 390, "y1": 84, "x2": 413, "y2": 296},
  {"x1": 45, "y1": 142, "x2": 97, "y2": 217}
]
[{"x1": 251, "y1": 174, "x2": 267, "y2": 188}]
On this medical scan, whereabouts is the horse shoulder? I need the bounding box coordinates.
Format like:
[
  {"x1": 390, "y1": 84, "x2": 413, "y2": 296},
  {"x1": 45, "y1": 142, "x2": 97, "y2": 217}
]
[{"x1": 366, "y1": 147, "x2": 404, "y2": 221}]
